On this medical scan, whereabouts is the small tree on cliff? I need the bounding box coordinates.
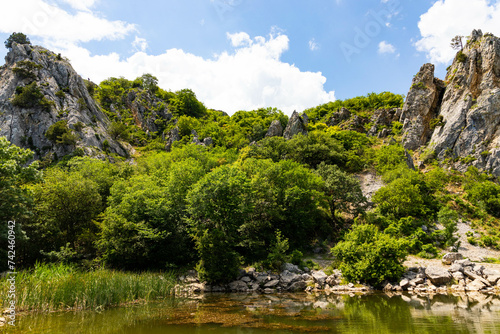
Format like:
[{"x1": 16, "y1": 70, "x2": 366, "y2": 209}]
[
  {"x1": 5, "y1": 32, "x2": 31, "y2": 49},
  {"x1": 450, "y1": 35, "x2": 463, "y2": 51}
]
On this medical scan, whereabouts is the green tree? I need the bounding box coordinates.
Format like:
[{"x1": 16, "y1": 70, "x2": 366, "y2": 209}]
[
  {"x1": 5, "y1": 32, "x2": 31, "y2": 49},
  {"x1": 450, "y1": 35, "x2": 463, "y2": 51},
  {"x1": 171, "y1": 89, "x2": 207, "y2": 118},
  {"x1": 0, "y1": 137, "x2": 40, "y2": 270},
  {"x1": 315, "y1": 162, "x2": 367, "y2": 227},
  {"x1": 186, "y1": 166, "x2": 252, "y2": 283},
  {"x1": 331, "y1": 224, "x2": 408, "y2": 286}
]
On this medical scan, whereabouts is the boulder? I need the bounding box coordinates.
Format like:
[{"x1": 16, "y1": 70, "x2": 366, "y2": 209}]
[
  {"x1": 311, "y1": 270, "x2": 328, "y2": 286},
  {"x1": 280, "y1": 271, "x2": 300, "y2": 285},
  {"x1": 327, "y1": 107, "x2": 351, "y2": 126},
  {"x1": 399, "y1": 278, "x2": 410, "y2": 289},
  {"x1": 264, "y1": 279, "x2": 280, "y2": 288},
  {"x1": 442, "y1": 252, "x2": 464, "y2": 265},
  {"x1": 228, "y1": 280, "x2": 248, "y2": 292},
  {"x1": 467, "y1": 279, "x2": 487, "y2": 291},
  {"x1": 281, "y1": 263, "x2": 302, "y2": 274},
  {"x1": 265, "y1": 119, "x2": 283, "y2": 137},
  {"x1": 287, "y1": 280, "x2": 307, "y2": 292},
  {"x1": 425, "y1": 266, "x2": 452, "y2": 286}
]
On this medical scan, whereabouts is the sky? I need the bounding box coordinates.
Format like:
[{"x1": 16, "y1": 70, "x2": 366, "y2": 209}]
[{"x1": 0, "y1": 0, "x2": 500, "y2": 115}]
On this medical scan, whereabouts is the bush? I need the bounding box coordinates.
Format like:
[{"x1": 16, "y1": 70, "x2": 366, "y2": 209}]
[
  {"x1": 45, "y1": 120, "x2": 77, "y2": 145},
  {"x1": 456, "y1": 51, "x2": 467, "y2": 63},
  {"x1": 11, "y1": 82, "x2": 53, "y2": 111},
  {"x1": 263, "y1": 230, "x2": 289, "y2": 272},
  {"x1": 331, "y1": 224, "x2": 408, "y2": 287}
]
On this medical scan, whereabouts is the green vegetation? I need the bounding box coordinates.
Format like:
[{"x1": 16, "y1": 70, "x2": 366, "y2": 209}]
[
  {"x1": 12, "y1": 60, "x2": 43, "y2": 79},
  {"x1": 11, "y1": 82, "x2": 54, "y2": 111},
  {"x1": 0, "y1": 263, "x2": 176, "y2": 311},
  {"x1": 411, "y1": 82, "x2": 427, "y2": 90},
  {"x1": 45, "y1": 120, "x2": 78, "y2": 145},
  {"x1": 5, "y1": 75, "x2": 500, "y2": 298},
  {"x1": 456, "y1": 51, "x2": 467, "y2": 63}
]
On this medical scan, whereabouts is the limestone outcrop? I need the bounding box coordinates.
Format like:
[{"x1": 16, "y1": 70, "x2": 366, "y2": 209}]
[
  {"x1": 402, "y1": 30, "x2": 500, "y2": 175},
  {"x1": 0, "y1": 42, "x2": 130, "y2": 160}
]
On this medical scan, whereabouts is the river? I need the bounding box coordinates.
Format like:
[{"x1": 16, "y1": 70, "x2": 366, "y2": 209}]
[{"x1": 2, "y1": 292, "x2": 500, "y2": 333}]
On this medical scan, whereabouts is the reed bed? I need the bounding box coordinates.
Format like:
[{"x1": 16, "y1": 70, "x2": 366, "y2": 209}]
[{"x1": 0, "y1": 263, "x2": 176, "y2": 312}]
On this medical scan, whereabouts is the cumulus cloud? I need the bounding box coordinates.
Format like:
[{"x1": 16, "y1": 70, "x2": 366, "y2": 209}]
[
  {"x1": 58, "y1": 32, "x2": 335, "y2": 115},
  {"x1": 416, "y1": 0, "x2": 500, "y2": 63},
  {"x1": 378, "y1": 41, "x2": 396, "y2": 54},
  {"x1": 0, "y1": 0, "x2": 135, "y2": 45}
]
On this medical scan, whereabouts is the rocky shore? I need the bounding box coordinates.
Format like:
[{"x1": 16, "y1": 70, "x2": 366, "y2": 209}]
[{"x1": 174, "y1": 253, "x2": 500, "y2": 296}]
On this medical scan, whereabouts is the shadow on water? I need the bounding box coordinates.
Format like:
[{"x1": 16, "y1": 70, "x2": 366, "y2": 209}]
[{"x1": 2, "y1": 292, "x2": 500, "y2": 333}]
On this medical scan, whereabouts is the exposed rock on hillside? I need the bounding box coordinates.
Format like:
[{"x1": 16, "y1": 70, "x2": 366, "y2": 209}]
[
  {"x1": 0, "y1": 42, "x2": 130, "y2": 160},
  {"x1": 401, "y1": 64, "x2": 445, "y2": 151},
  {"x1": 283, "y1": 111, "x2": 308, "y2": 139},
  {"x1": 402, "y1": 30, "x2": 500, "y2": 175},
  {"x1": 265, "y1": 119, "x2": 283, "y2": 137}
]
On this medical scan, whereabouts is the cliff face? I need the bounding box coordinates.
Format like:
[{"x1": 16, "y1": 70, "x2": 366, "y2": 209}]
[
  {"x1": 0, "y1": 42, "x2": 130, "y2": 160},
  {"x1": 402, "y1": 30, "x2": 500, "y2": 175}
]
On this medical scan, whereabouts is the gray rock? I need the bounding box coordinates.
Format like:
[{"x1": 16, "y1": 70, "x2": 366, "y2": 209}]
[
  {"x1": 448, "y1": 263, "x2": 463, "y2": 273},
  {"x1": 311, "y1": 271, "x2": 328, "y2": 285},
  {"x1": 399, "y1": 278, "x2": 410, "y2": 289},
  {"x1": 280, "y1": 270, "x2": 300, "y2": 285},
  {"x1": 452, "y1": 271, "x2": 465, "y2": 281},
  {"x1": 467, "y1": 279, "x2": 488, "y2": 291},
  {"x1": 442, "y1": 252, "x2": 464, "y2": 265},
  {"x1": 455, "y1": 259, "x2": 473, "y2": 267},
  {"x1": 281, "y1": 263, "x2": 302, "y2": 274},
  {"x1": 228, "y1": 280, "x2": 248, "y2": 291},
  {"x1": 327, "y1": 107, "x2": 351, "y2": 126},
  {"x1": 283, "y1": 111, "x2": 307, "y2": 140},
  {"x1": 264, "y1": 279, "x2": 280, "y2": 288},
  {"x1": 0, "y1": 43, "x2": 130, "y2": 159},
  {"x1": 401, "y1": 63, "x2": 446, "y2": 151},
  {"x1": 203, "y1": 137, "x2": 213, "y2": 146},
  {"x1": 287, "y1": 280, "x2": 307, "y2": 292},
  {"x1": 425, "y1": 266, "x2": 452, "y2": 286},
  {"x1": 265, "y1": 119, "x2": 283, "y2": 137},
  {"x1": 240, "y1": 276, "x2": 252, "y2": 283},
  {"x1": 165, "y1": 127, "x2": 180, "y2": 151}
]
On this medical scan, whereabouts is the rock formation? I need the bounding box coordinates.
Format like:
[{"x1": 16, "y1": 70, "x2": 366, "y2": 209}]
[
  {"x1": 0, "y1": 42, "x2": 130, "y2": 160},
  {"x1": 402, "y1": 30, "x2": 500, "y2": 175},
  {"x1": 400, "y1": 64, "x2": 445, "y2": 151},
  {"x1": 265, "y1": 119, "x2": 283, "y2": 137},
  {"x1": 283, "y1": 111, "x2": 308, "y2": 140}
]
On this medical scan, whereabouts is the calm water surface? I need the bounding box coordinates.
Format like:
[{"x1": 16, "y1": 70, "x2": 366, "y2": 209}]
[{"x1": 2, "y1": 292, "x2": 500, "y2": 333}]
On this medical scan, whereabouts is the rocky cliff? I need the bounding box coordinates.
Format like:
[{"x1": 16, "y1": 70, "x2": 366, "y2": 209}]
[
  {"x1": 0, "y1": 42, "x2": 130, "y2": 161},
  {"x1": 402, "y1": 30, "x2": 500, "y2": 175}
]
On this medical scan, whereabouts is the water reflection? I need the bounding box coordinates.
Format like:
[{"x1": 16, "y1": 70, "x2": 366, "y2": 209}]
[{"x1": 2, "y1": 292, "x2": 500, "y2": 333}]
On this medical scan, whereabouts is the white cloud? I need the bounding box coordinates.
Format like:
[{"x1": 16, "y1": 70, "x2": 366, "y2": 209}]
[
  {"x1": 378, "y1": 41, "x2": 396, "y2": 54},
  {"x1": 132, "y1": 36, "x2": 148, "y2": 52},
  {"x1": 416, "y1": 0, "x2": 500, "y2": 63},
  {"x1": 59, "y1": 0, "x2": 98, "y2": 11},
  {"x1": 309, "y1": 38, "x2": 319, "y2": 51},
  {"x1": 57, "y1": 32, "x2": 335, "y2": 115},
  {"x1": 0, "y1": 0, "x2": 135, "y2": 45},
  {"x1": 227, "y1": 32, "x2": 252, "y2": 47}
]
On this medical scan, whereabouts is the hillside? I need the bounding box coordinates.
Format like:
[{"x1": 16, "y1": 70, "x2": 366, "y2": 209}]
[{"x1": 2, "y1": 30, "x2": 500, "y2": 290}]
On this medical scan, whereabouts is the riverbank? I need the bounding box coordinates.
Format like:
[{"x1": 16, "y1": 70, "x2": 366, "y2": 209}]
[{"x1": 174, "y1": 253, "x2": 500, "y2": 296}]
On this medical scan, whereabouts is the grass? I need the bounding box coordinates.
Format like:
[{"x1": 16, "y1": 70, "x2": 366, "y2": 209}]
[{"x1": 0, "y1": 262, "x2": 177, "y2": 312}]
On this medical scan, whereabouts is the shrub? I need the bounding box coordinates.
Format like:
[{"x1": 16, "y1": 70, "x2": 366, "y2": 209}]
[
  {"x1": 456, "y1": 51, "x2": 467, "y2": 63},
  {"x1": 331, "y1": 224, "x2": 408, "y2": 287},
  {"x1": 264, "y1": 230, "x2": 290, "y2": 272},
  {"x1": 45, "y1": 120, "x2": 77, "y2": 145},
  {"x1": 11, "y1": 82, "x2": 53, "y2": 111},
  {"x1": 12, "y1": 60, "x2": 42, "y2": 79}
]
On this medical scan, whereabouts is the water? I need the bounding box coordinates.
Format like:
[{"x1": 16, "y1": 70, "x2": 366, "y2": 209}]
[{"x1": 2, "y1": 292, "x2": 500, "y2": 333}]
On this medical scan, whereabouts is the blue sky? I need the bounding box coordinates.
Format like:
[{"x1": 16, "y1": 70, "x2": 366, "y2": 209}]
[{"x1": 1, "y1": 0, "x2": 499, "y2": 114}]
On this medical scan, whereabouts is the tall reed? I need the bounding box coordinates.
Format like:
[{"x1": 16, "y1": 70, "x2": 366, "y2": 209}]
[{"x1": 0, "y1": 263, "x2": 176, "y2": 312}]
